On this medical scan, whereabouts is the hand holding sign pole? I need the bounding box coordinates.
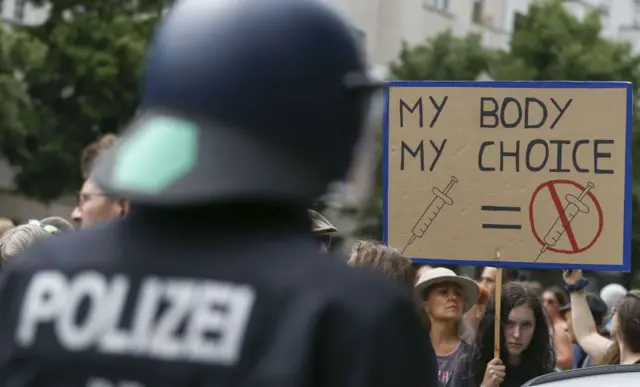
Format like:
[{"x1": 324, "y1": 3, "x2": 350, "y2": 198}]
[
  {"x1": 401, "y1": 176, "x2": 458, "y2": 255},
  {"x1": 534, "y1": 182, "x2": 595, "y2": 262},
  {"x1": 494, "y1": 251, "x2": 503, "y2": 363}
]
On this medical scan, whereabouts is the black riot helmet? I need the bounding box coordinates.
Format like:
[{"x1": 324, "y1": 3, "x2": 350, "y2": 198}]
[{"x1": 92, "y1": 0, "x2": 381, "y2": 206}]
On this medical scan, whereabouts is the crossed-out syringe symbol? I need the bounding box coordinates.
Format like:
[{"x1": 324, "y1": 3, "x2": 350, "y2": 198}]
[
  {"x1": 534, "y1": 182, "x2": 595, "y2": 262},
  {"x1": 401, "y1": 176, "x2": 458, "y2": 255}
]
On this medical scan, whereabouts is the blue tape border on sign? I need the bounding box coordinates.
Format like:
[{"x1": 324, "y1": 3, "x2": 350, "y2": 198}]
[{"x1": 381, "y1": 80, "x2": 633, "y2": 272}]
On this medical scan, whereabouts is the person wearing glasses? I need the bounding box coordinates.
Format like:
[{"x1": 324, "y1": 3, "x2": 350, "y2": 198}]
[
  {"x1": 0, "y1": 1, "x2": 437, "y2": 386},
  {"x1": 309, "y1": 209, "x2": 337, "y2": 252},
  {"x1": 71, "y1": 134, "x2": 130, "y2": 228}
]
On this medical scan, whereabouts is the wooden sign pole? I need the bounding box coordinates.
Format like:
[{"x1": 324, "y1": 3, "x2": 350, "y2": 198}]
[{"x1": 493, "y1": 251, "x2": 503, "y2": 361}]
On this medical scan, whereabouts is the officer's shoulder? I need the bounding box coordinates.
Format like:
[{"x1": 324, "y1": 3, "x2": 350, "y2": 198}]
[{"x1": 301, "y1": 252, "x2": 414, "y2": 313}]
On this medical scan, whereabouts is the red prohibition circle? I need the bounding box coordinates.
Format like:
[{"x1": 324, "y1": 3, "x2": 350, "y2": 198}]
[{"x1": 529, "y1": 179, "x2": 603, "y2": 255}]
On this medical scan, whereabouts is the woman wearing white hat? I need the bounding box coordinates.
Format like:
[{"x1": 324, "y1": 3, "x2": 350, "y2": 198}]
[{"x1": 416, "y1": 267, "x2": 480, "y2": 387}]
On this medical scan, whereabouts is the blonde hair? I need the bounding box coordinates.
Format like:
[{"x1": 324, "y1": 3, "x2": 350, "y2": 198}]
[
  {"x1": 0, "y1": 224, "x2": 52, "y2": 266},
  {"x1": 348, "y1": 240, "x2": 429, "y2": 328},
  {"x1": 0, "y1": 218, "x2": 14, "y2": 237},
  {"x1": 348, "y1": 240, "x2": 416, "y2": 289},
  {"x1": 80, "y1": 134, "x2": 118, "y2": 178}
]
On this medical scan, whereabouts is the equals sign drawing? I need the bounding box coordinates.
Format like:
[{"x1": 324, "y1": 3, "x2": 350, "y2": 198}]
[{"x1": 481, "y1": 206, "x2": 522, "y2": 230}]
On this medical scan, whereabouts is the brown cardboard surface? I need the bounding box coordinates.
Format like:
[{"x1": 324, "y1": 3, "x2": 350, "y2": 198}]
[{"x1": 386, "y1": 85, "x2": 628, "y2": 267}]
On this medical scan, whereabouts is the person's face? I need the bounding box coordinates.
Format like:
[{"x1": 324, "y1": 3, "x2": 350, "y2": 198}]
[
  {"x1": 505, "y1": 304, "x2": 535, "y2": 357},
  {"x1": 542, "y1": 291, "x2": 560, "y2": 318},
  {"x1": 565, "y1": 311, "x2": 576, "y2": 343},
  {"x1": 426, "y1": 281, "x2": 463, "y2": 322},
  {"x1": 480, "y1": 267, "x2": 497, "y2": 294},
  {"x1": 71, "y1": 179, "x2": 126, "y2": 228}
]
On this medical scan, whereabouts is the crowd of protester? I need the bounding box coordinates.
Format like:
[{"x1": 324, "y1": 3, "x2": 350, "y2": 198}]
[
  {"x1": 356, "y1": 252, "x2": 640, "y2": 386},
  {"x1": 0, "y1": 133, "x2": 639, "y2": 387}
]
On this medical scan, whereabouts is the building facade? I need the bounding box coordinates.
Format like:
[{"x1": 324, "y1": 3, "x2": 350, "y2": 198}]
[
  {"x1": 334, "y1": 0, "x2": 640, "y2": 73},
  {"x1": 0, "y1": 0, "x2": 48, "y2": 25},
  {"x1": 1, "y1": 0, "x2": 640, "y2": 224}
]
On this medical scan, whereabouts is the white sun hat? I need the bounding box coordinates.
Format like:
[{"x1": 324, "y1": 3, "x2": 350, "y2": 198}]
[{"x1": 415, "y1": 267, "x2": 480, "y2": 314}]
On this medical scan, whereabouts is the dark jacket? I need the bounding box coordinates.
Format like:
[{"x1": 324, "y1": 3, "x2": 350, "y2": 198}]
[{"x1": 0, "y1": 206, "x2": 439, "y2": 387}]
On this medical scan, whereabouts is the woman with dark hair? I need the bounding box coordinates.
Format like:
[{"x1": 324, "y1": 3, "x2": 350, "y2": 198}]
[
  {"x1": 449, "y1": 282, "x2": 555, "y2": 387},
  {"x1": 543, "y1": 286, "x2": 568, "y2": 320}
]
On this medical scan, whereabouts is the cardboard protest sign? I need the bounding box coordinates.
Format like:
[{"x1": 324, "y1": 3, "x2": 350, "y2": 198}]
[{"x1": 383, "y1": 81, "x2": 632, "y2": 271}]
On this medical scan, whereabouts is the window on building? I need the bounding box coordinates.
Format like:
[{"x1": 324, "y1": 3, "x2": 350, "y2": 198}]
[
  {"x1": 14, "y1": 0, "x2": 26, "y2": 21},
  {"x1": 513, "y1": 12, "x2": 526, "y2": 32},
  {"x1": 425, "y1": 0, "x2": 450, "y2": 12},
  {"x1": 472, "y1": 0, "x2": 484, "y2": 24}
]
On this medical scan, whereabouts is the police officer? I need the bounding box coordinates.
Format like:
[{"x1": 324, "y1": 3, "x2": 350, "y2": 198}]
[{"x1": 0, "y1": 0, "x2": 439, "y2": 386}]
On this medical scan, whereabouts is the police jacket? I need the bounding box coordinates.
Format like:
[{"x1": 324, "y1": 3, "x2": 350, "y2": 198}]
[{"x1": 0, "y1": 205, "x2": 439, "y2": 387}]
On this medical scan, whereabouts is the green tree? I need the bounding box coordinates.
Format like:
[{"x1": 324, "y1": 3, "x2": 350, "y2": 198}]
[
  {"x1": 492, "y1": 0, "x2": 640, "y2": 85},
  {"x1": 362, "y1": 0, "x2": 640, "y2": 267},
  {"x1": 491, "y1": 0, "x2": 640, "y2": 280},
  {"x1": 0, "y1": 21, "x2": 46, "y2": 192},
  {"x1": 2, "y1": 0, "x2": 166, "y2": 202},
  {"x1": 390, "y1": 30, "x2": 491, "y2": 82}
]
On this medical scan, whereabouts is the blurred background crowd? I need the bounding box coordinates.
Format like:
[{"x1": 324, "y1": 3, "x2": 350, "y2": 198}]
[
  {"x1": 1, "y1": 0, "x2": 640, "y2": 385},
  {"x1": 0, "y1": 131, "x2": 639, "y2": 387}
]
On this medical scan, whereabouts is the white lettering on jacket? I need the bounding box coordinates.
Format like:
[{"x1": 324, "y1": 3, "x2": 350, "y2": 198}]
[{"x1": 16, "y1": 271, "x2": 255, "y2": 366}]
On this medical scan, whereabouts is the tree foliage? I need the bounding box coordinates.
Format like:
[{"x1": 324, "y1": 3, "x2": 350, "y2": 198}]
[
  {"x1": 0, "y1": 0, "x2": 166, "y2": 202},
  {"x1": 390, "y1": 31, "x2": 491, "y2": 82},
  {"x1": 493, "y1": 0, "x2": 640, "y2": 84},
  {"x1": 0, "y1": 21, "x2": 46, "y2": 191},
  {"x1": 358, "y1": 0, "x2": 640, "y2": 272},
  {"x1": 491, "y1": 0, "x2": 640, "y2": 278}
]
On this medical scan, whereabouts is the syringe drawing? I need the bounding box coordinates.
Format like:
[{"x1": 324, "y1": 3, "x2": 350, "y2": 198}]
[
  {"x1": 533, "y1": 181, "x2": 595, "y2": 262},
  {"x1": 400, "y1": 176, "x2": 458, "y2": 255}
]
